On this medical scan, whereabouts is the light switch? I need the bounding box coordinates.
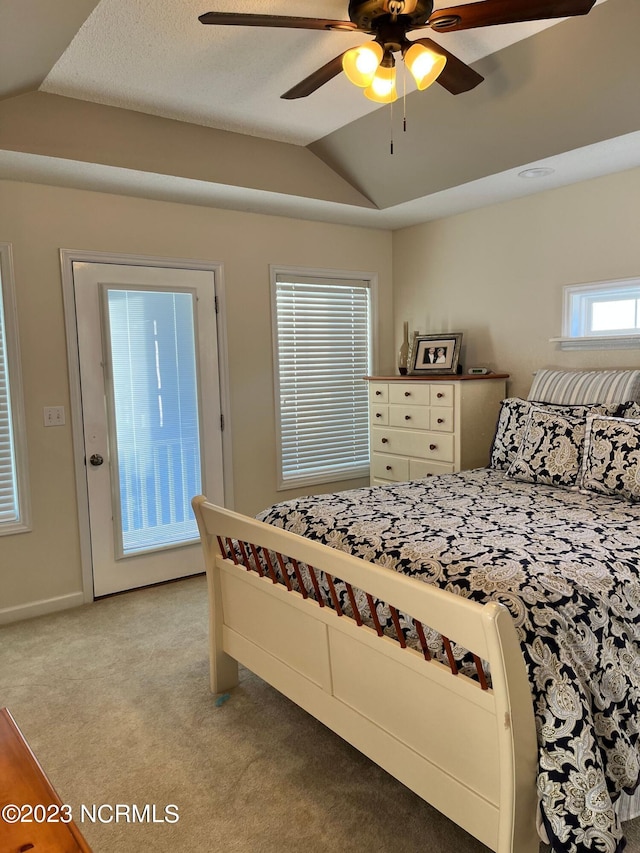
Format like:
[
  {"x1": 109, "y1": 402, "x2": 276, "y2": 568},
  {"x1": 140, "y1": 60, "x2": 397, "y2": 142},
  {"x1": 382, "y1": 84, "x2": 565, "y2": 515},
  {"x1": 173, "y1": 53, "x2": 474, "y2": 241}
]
[{"x1": 44, "y1": 406, "x2": 65, "y2": 427}]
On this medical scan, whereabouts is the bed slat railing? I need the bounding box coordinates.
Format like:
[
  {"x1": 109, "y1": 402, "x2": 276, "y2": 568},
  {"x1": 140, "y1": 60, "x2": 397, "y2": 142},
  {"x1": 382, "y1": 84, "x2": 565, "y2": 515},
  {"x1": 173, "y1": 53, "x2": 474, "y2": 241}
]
[
  {"x1": 201, "y1": 501, "x2": 514, "y2": 684},
  {"x1": 216, "y1": 530, "x2": 481, "y2": 684}
]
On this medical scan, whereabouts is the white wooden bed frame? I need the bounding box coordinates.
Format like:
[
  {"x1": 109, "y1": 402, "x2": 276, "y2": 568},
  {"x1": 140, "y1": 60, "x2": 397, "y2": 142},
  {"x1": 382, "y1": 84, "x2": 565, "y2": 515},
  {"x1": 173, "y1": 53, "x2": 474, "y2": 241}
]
[{"x1": 192, "y1": 496, "x2": 539, "y2": 853}]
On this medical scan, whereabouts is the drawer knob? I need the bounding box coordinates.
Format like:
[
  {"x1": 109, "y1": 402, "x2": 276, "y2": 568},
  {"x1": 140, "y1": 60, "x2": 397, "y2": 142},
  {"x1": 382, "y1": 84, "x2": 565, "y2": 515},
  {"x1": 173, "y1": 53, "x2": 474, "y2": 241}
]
[
  {"x1": 430, "y1": 444, "x2": 437, "y2": 451},
  {"x1": 386, "y1": 465, "x2": 392, "y2": 471},
  {"x1": 381, "y1": 437, "x2": 388, "y2": 444},
  {"x1": 404, "y1": 415, "x2": 411, "y2": 420},
  {"x1": 376, "y1": 412, "x2": 382, "y2": 418},
  {"x1": 437, "y1": 418, "x2": 444, "y2": 424},
  {"x1": 404, "y1": 391, "x2": 411, "y2": 397},
  {"x1": 437, "y1": 392, "x2": 444, "y2": 399},
  {"x1": 376, "y1": 390, "x2": 382, "y2": 396}
]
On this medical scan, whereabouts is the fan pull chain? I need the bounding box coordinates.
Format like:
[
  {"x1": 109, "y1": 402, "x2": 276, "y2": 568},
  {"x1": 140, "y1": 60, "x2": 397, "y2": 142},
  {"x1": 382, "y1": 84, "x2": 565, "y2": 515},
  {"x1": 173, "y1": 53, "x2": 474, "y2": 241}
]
[
  {"x1": 403, "y1": 59, "x2": 407, "y2": 133},
  {"x1": 390, "y1": 101, "x2": 394, "y2": 155}
]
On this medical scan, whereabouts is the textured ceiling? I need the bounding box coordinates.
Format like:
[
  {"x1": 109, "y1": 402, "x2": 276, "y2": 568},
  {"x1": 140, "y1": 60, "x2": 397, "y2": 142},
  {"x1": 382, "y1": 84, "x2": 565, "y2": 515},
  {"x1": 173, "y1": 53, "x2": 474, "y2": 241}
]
[
  {"x1": 39, "y1": 0, "x2": 588, "y2": 146},
  {"x1": 1, "y1": 0, "x2": 637, "y2": 229}
]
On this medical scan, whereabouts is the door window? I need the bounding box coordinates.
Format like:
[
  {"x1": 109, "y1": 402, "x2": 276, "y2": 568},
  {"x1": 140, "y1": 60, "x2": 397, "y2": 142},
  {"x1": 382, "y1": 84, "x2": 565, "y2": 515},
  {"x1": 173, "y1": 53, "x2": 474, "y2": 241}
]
[{"x1": 104, "y1": 287, "x2": 202, "y2": 556}]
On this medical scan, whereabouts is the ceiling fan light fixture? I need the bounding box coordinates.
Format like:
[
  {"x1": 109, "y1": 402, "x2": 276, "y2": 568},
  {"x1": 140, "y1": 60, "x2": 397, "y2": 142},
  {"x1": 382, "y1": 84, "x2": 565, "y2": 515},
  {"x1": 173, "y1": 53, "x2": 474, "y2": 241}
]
[
  {"x1": 342, "y1": 42, "x2": 384, "y2": 87},
  {"x1": 404, "y1": 43, "x2": 446, "y2": 90},
  {"x1": 364, "y1": 57, "x2": 397, "y2": 104}
]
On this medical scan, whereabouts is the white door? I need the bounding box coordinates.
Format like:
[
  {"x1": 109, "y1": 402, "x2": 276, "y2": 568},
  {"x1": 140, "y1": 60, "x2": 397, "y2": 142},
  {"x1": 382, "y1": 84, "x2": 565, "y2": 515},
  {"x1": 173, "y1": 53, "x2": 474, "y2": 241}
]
[{"x1": 73, "y1": 261, "x2": 224, "y2": 597}]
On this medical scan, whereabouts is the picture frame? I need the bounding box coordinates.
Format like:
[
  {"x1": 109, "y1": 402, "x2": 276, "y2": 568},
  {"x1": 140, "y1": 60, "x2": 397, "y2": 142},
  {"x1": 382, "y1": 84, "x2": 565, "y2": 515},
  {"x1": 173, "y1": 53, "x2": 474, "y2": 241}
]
[{"x1": 408, "y1": 333, "x2": 463, "y2": 375}]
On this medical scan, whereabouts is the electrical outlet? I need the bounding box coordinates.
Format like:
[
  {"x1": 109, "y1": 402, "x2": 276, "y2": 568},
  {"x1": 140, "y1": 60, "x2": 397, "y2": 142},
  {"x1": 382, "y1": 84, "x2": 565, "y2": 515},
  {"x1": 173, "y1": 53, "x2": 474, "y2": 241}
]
[{"x1": 44, "y1": 406, "x2": 65, "y2": 427}]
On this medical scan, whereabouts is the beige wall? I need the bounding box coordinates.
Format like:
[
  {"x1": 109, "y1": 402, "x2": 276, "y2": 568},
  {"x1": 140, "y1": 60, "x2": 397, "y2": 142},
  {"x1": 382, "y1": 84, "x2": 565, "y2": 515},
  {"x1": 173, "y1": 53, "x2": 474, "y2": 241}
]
[
  {"x1": 5, "y1": 164, "x2": 640, "y2": 620},
  {"x1": 393, "y1": 167, "x2": 640, "y2": 400},
  {"x1": 0, "y1": 180, "x2": 393, "y2": 619}
]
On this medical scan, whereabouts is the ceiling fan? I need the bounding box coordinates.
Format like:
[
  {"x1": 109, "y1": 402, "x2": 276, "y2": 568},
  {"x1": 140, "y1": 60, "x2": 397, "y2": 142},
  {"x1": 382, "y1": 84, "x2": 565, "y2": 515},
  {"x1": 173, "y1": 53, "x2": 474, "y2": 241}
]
[{"x1": 199, "y1": 0, "x2": 596, "y2": 104}]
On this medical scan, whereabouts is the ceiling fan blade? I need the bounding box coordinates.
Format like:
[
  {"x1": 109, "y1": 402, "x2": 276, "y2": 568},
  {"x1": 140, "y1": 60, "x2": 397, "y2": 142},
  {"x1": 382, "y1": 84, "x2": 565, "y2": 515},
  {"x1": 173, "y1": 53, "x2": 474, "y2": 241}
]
[
  {"x1": 413, "y1": 38, "x2": 483, "y2": 94},
  {"x1": 428, "y1": 0, "x2": 596, "y2": 32},
  {"x1": 198, "y1": 12, "x2": 358, "y2": 32},
  {"x1": 281, "y1": 53, "x2": 347, "y2": 100}
]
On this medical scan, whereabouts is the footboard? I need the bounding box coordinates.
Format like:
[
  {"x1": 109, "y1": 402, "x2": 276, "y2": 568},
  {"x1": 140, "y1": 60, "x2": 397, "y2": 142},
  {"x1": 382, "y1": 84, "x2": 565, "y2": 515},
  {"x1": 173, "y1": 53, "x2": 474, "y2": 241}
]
[{"x1": 192, "y1": 496, "x2": 539, "y2": 853}]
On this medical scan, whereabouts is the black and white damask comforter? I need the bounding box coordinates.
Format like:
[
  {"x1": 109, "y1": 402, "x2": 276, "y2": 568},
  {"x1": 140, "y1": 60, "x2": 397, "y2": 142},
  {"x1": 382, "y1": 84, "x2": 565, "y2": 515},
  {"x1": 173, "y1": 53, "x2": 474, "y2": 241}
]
[{"x1": 257, "y1": 468, "x2": 640, "y2": 853}]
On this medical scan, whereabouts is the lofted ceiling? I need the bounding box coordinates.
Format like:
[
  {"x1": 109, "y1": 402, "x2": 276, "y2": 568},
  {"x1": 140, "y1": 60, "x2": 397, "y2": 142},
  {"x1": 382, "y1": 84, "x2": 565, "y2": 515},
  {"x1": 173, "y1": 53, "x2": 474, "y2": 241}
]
[{"x1": 0, "y1": 0, "x2": 639, "y2": 229}]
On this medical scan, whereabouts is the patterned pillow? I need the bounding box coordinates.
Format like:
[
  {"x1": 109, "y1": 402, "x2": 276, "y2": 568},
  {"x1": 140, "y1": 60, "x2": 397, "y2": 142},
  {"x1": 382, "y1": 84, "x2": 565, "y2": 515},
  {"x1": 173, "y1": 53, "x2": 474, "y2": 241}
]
[
  {"x1": 489, "y1": 398, "x2": 616, "y2": 471},
  {"x1": 616, "y1": 400, "x2": 640, "y2": 419},
  {"x1": 489, "y1": 398, "x2": 531, "y2": 470},
  {"x1": 580, "y1": 415, "x2": 640, "y2": 501},
  {"x1": 506, "y1": 407, "x2": 587, "y2": 488}
]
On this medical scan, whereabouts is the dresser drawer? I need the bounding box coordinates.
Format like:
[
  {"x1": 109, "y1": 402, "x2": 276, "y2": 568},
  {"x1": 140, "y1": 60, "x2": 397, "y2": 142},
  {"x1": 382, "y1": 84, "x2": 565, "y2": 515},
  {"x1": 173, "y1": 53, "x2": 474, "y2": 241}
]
[
  {"x1": 369, "y1": 383, "x2": 388, "y2": 403},
  {"x1": 410, "y1": 459, "x2": 455, "y2": 479},
  {"x1": 372, "y1": 453, "x2": 409, "y2": 482},
  {"x1": 389, "y1": 383, "x2": 431, "y2": 406},
  {"x1": 372, "y1": 427, "x2": 454, "y2": 463},
  {"x1": 389, "y1": 405, "x2": 430, "y2": 430},
  {"x1": 430, "y1": 407, "x2": 454, "y2": 432},
  {"x1": 370, "y1": 405, "x2": 389, "y2": 425},
  {"x1": 430, "y1": 384, "x2": 454, "y2": 406}
]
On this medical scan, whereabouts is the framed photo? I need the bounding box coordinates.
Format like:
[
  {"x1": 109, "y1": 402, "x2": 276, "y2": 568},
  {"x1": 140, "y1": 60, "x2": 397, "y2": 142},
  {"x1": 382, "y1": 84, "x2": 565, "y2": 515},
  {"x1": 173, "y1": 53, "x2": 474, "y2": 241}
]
[{"x1": 409, "y1": 333, "x2": 463, "y2": 375}]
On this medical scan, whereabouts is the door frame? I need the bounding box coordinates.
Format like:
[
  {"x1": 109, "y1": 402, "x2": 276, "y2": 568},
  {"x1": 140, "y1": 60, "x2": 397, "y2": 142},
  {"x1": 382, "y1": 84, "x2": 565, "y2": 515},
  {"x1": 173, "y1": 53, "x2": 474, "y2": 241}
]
[{"x1": 61, "y1": 249, "x2": 234, "y2": 603}]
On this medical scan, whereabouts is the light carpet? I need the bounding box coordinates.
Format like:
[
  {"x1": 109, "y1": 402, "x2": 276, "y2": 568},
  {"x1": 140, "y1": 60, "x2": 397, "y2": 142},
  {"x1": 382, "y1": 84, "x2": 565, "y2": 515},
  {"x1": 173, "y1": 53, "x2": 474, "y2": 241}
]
[{"x1": 1, "y1": 575, "x2": 639, "y2": 852}]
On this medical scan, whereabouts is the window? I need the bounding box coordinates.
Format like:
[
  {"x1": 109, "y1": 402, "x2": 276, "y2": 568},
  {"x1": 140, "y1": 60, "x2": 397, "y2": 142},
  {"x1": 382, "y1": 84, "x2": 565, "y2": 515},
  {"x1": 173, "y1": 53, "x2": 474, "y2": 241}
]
[
  {"x1": 0, "y1": 243, "x2": 30, "y2": 534},
  {"x1": 105, "y1": 287, "x2": 202, "y2": 556},
  {"x1": 271, "y1": 268, "x2": 374, "y2": 489},
  {"x1": 558, "y1": 278, "x2": 640, "y2": 349}
]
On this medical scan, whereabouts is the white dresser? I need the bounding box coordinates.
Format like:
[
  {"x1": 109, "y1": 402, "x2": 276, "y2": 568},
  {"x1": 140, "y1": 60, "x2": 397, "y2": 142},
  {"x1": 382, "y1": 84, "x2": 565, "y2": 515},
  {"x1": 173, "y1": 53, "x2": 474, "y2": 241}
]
[{"x1": 366, "y1": 374, "x2": 508, "y2": 486}]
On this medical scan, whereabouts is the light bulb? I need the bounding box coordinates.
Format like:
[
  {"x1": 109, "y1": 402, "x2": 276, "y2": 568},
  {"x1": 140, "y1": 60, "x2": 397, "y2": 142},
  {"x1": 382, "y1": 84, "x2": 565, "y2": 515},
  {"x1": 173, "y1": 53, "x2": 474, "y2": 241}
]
[
  {"x1": 404, "y1": 43, "x2": 446, "y2": 91},
  {"x1": 364, "y1": 63, "x2": 397, "y2": 104},
  {"x1": 342, "y1": 43, "x2": 384, "y2": 88}
]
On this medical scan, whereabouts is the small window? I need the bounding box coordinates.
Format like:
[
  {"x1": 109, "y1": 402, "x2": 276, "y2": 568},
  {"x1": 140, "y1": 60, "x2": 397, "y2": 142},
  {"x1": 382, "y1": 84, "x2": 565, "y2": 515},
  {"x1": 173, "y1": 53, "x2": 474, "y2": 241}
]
[
  {"x1": 271, "y1": 268, "x2": 375, "y2": 490},
  {"x1": 0, "y1": 243, "x2": 30, "y2": 534},
  {"x1": 556, "y1": 278, "x2": 640, "y2": 349},
  {"x1": 564, "y1": 279, "x2": 640, "y2": 339}
]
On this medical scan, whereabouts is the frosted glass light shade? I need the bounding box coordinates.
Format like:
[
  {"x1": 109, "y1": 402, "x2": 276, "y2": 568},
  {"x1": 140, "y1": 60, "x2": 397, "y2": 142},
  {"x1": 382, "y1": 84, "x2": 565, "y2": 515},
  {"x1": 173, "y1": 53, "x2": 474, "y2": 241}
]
[
  {"x1": 342, "y1": 42, "x2": 384, "y2": 87},
  {"x1": 404, "y1": 43, "x2": 446, "y2": 90},
  {"x1": 364, "y1": 64, "x2": 397, "y2": 103}
]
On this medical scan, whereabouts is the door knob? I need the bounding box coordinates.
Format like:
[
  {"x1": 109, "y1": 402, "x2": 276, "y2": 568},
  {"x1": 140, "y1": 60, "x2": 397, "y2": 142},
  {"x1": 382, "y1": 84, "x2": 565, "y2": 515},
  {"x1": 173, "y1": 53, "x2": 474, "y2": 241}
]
[{"x1": 89, "y1": 453, "x2": 104, "y2": 467}]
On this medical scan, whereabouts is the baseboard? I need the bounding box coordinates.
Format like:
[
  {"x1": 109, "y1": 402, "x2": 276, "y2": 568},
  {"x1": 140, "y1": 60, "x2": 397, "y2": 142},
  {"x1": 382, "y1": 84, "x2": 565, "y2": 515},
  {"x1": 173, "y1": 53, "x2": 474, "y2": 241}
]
[{"x1": 0, "y1": 592, "x2": 86, "y2": 625}]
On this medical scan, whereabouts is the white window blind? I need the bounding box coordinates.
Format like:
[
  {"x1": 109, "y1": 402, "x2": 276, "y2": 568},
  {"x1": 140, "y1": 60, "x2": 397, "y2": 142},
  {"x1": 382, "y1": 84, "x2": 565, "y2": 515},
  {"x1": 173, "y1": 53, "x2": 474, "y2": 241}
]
[
  {"x1": 273, "y1": 273, "x2": 372, "y2": 489},
  {"x1": 105, "y1": 288, "x2": 202, "y2": 556},
  {"x1": 0, "y1": 272, "x2": 15, "y2": 523},
  {"x1": 0, "y1": 243, "x2": 29, "y2": 534}
]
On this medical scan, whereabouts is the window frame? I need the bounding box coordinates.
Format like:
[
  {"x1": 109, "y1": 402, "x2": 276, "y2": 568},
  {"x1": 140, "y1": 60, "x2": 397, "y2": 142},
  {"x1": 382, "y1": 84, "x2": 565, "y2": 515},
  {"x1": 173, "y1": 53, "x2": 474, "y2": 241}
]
[
  {"x1": 270, "y1": 265, "x2": 377, "y2": 491},
  {"x1": 0, "y1": 242, "x2": 31, "y2": 535},
  {"x1": 554, "y1": 277, "x2": 640, "y2": 350}
]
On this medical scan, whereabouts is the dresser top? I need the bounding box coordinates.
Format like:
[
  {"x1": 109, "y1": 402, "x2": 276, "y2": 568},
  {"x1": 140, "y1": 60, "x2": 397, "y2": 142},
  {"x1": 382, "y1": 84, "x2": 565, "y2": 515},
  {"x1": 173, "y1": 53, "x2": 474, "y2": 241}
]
[{"x1": 364, "y1": 373, "x2": 509, "y2": 382}]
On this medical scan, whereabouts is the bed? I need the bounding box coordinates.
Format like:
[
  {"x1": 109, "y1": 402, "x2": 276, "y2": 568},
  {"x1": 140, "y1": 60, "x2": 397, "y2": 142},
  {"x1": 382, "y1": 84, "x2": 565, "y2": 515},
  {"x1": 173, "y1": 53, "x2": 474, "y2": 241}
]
[{"x1": 192, "y1": 368, "x2": 640, "y2": 853}]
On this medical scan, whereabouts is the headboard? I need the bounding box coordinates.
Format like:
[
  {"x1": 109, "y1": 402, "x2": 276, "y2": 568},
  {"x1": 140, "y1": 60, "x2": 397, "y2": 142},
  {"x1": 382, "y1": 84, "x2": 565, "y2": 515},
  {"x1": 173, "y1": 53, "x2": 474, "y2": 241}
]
[{"x1": 528, "y1": 369, "x2": 640, "y2": 405}]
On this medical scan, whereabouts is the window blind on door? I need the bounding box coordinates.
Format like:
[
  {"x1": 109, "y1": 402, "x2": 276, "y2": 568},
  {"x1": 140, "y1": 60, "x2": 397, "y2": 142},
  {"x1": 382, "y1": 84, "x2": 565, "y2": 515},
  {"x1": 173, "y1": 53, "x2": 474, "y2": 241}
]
[
  {"x1": 273, "y1": 274, "x2": 371, "y2": 489},
  {"x1": 105, "y1": 288, "x2": 202, "y2": 556}
]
